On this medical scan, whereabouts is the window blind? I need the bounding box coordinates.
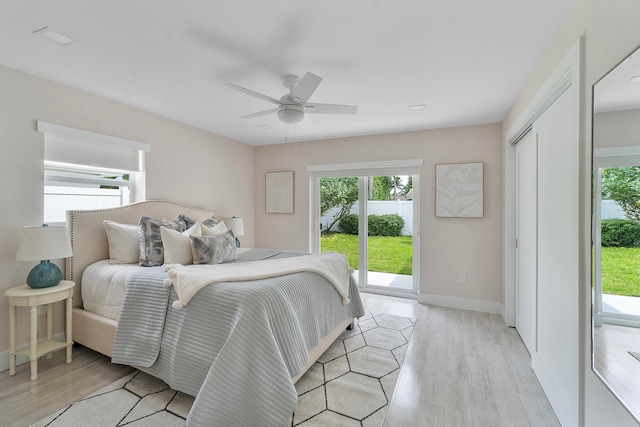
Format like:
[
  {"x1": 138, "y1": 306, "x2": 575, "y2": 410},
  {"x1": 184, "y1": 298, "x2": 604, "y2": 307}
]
[{"x1": 38, "y1": 121, "x2": 150, "y2": 172}]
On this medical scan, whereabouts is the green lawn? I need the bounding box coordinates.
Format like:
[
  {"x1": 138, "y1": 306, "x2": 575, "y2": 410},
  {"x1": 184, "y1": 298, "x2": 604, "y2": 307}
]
[
  {"x1": 601, "y1": 247, "x2": 640, "y2": 297},
  {"x1": 320, "y1": 237, "x2": 639, "y2": 297},
  {"x1": 320, "y1": 232, "x2": 412, "y2": 275}
]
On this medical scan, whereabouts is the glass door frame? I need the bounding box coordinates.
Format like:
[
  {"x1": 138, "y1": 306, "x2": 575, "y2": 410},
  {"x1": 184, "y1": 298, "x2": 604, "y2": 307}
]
[{"x1": 308, "y1": 160, "x2": 422, "y2": 297}]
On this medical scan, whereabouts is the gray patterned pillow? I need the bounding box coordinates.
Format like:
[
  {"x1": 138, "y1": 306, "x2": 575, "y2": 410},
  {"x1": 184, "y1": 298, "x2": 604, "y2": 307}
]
[
  {"x1": 190, "y1": 230, "x2": 237, "y2": 264},
  {"x1": 139, "y1": 216, "x2": 186, "y2": 266},
  {"x1": 181, "y1": 214, "x2": 219, "y2": 229}
]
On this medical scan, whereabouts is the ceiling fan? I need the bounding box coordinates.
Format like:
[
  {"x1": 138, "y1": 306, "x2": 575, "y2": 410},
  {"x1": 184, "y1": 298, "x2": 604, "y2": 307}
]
[{"x1": 225, "y1": 72, "x2": 358, "y2": 125}]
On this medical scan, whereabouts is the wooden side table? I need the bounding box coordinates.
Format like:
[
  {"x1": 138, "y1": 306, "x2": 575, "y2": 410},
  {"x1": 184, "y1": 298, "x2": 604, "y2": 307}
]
[{"x1": 4, "y1": 280, "x2": 75, "y2": 380}]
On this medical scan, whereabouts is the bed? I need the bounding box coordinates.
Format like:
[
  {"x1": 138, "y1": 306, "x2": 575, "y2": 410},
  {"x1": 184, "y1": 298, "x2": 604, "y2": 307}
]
[{"x1": 64, "y1": 200, "x2": 364, "y2": 426}]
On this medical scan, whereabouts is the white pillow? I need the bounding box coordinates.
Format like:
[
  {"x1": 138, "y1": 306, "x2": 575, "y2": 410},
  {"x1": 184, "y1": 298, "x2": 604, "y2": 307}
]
[
  {"x1": 161, "y1": 222, "x2": 202, "y2": 265},
  {"x1": 201, "y1": 221, "x2": 228, "y2": 236},
  {"x1": 103, "y1": 220, "x2": 140, "y2": 264}
]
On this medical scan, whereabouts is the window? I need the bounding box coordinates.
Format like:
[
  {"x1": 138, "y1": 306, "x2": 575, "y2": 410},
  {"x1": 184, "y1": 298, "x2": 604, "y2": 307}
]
[
  {"x1": 44, "y1": 162, "x2": 131, "y2": 222},
  {"x1": 38, "y1": 121, "x2": 150, "y2": 223}
]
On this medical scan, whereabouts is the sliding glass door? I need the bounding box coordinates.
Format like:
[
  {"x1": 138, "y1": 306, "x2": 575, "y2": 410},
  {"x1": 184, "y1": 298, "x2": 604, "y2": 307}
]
[
  {"x1": 314, "y1": 165, "x2": 419, "y2": 296},
  {"x1": 364, "y1": 175, "x2": 414, "y2": 292}
]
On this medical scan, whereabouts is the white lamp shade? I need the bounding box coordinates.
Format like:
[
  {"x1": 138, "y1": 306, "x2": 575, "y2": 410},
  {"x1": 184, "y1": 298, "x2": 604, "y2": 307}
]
[
  {"x1": 223, "y1": 217, "x2": 245, "y2": 237},
  {"x1": 16, "y1": 225, "x2": 73, "y2": 261}
]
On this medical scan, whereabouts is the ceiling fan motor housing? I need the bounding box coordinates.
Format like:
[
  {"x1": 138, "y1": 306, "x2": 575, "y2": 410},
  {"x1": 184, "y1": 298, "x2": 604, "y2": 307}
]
[
  {"x1": 277, "y1": 104, "x2": 305, "y2": 124},
  {"x1": 226, "y1": 71, "x2": 357, "y2": 124}
]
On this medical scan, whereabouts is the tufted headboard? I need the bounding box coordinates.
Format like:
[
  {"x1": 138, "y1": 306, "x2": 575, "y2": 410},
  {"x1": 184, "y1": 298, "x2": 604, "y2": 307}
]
[{"x1": 65, "y1": 200, "x2": 216, "y2": 308}]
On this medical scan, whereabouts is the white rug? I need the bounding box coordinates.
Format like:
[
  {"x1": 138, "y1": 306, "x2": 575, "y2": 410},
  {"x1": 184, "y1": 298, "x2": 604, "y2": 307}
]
[
  {"x1": 33, "y1": 312, "x2": 414, "y2": 427},
  {"x1": 630, "y1": 351, "x2": 640, "y2": 363}
]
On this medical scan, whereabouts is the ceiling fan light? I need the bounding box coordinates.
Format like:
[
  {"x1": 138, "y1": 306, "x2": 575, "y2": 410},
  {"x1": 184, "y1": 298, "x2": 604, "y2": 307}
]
[{"x1": 277, "y1": 105, "x2": 305, "y2": 124}]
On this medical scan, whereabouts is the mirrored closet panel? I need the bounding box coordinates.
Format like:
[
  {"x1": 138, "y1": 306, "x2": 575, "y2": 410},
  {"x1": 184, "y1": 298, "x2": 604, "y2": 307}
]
[{"x1": 592, "y1": 44, "x2": 640, "y2": 423}]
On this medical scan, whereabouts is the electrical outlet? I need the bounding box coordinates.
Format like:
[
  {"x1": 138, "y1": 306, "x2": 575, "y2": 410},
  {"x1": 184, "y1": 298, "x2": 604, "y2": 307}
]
[{"x1": 458, "y1": 272, "x2": 467, "y2": 283}]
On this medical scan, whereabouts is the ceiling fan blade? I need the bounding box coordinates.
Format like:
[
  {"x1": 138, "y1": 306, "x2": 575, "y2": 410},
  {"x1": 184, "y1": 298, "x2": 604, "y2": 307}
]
[
  {"x1": 305, "y1": 103, "x2": 358, "y2": 114},
  {"x1": 290, "y1": 72, "x2": 322, "y2": 104},
  {"x1": 224, "y1": 82, "x2": 281, "y2": 106},
  {"x1": 240, "y1": 108, "x2": 278, "y2": 119}
]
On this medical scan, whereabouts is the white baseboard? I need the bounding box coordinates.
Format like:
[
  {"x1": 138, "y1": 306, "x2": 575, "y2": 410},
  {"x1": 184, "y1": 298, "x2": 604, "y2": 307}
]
[
  {"x1": 0, "y1": 332, "x2": 67, "y2": 373},
  {"x1": 602, "y1": 315, "x2": 640, "y2": 328},
  {"x1": 532, "y1": 351, "x2": 577, "y2": 427},
  {"x1": 359, "y1": 287, "x2": 418, "y2": 300},
  {"x1": 417, "y1": 293, "x2": 504, "y2": 315}
]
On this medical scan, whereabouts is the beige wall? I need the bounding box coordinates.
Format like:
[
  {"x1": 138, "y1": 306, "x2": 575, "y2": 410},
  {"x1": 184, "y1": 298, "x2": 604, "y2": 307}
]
[
  {"x1": 0, "y1": 65, "x2": 255, "y2": 357},
  {"x1": 254, "y1": 124, "x2": 504, "y2": 306},
  {"x1": 594, "y1": 109, "x2": 640, "y2": 149},
  {"x1": 503, "y1": 0, "x2": 640, "y2": 425}
]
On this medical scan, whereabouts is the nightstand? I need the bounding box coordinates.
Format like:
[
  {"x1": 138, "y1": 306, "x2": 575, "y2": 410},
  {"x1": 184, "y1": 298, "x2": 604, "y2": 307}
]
[{"x1": 4, "y1": 280, "x2": 75, "y2": 380}]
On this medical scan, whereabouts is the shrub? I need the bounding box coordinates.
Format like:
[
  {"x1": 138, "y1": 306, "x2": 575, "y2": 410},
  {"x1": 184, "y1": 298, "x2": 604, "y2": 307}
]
[
  {"x1": 369, "y1": 214, "x2": 405, "y2": 236},
  {"x1": 337, "y1": 214, "x2": 359, "y2": 235},
  {"x1": 337, "y1": 214, "x2": 405, "y2": 236},
  {"x1": 601, "y1": 218, "x2": 640, "y2": 247}
]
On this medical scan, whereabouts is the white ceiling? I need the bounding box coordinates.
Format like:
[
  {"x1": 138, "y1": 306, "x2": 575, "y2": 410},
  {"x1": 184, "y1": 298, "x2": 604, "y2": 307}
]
[
  {"x1": 594, "y1": 45, "x2": 640, "y2": 113},
  {"x1": 0, "y1": 0, "x2": 578, "y2": 146}
]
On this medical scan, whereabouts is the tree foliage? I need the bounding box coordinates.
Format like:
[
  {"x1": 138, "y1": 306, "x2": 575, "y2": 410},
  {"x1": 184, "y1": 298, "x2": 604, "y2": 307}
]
[
  {"x1": 401, "y1": 176, "x2": 413, "y2": 197},
  {"x1": 601, "y1": 167, "x2": 640, "y2": 220},
  {"x1": 320, "y1": 177, "x2": 359, "y2": 232},
  {"x1": 320, "y1": 175, "x2": 410, "y2": 233},
  {"x1": 371, "y1": 176, "x2": 392, "y2": 200},
  {"x1": 370, "y1": 176, "x2": 405, "y2": 200}
]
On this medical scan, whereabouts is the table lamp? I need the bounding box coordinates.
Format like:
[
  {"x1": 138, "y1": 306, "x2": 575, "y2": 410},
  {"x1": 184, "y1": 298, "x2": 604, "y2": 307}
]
[
  {"x1": 16, "y1": 224, "x2": 73, "y2": 288},
  {"x1": 223, "y1": 217, "x2": 245, "y2": 247}
]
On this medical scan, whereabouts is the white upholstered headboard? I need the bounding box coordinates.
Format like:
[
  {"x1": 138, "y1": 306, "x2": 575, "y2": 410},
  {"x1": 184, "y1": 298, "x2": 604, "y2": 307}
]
[{"x1": 65, "y1": 200, "x2": 216, "y2": 308}]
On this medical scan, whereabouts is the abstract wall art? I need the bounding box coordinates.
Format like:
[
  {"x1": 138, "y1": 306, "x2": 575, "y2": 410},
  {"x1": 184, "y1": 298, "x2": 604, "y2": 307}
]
[{"x1": 436, "y1": 162, "x2": 483, "y2": 218}]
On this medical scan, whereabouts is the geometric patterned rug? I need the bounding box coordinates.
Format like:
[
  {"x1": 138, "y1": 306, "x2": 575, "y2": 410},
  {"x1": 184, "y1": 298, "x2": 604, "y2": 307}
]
[{"x1": 32, "y1": 312, "x2": 414, "y2": 427}]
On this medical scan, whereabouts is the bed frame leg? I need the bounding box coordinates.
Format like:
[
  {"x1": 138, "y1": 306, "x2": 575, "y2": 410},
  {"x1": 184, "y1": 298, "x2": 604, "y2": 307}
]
[{"x1": 346, "y1": 320, "x2": 355, "y2": 330}]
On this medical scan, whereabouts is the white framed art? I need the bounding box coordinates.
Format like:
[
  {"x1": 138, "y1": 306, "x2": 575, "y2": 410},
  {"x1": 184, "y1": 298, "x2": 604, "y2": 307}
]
[
  {"x1": 266, "y1": 171, "x2": 294, "y2": 213},
  {"x1": 436, "y1": 162, "x2": 483, "y2": 218}
]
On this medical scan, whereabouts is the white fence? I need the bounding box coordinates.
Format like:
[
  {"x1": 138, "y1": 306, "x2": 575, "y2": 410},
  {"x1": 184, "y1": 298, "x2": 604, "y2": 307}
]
[
  {"x1": 601, "y1": 200, "x2": 627, "y2": 219},
  {"x1": 321, "y1": 200, "x2": 414, "y2": 235},
  {"x1": 44, "y1": 186, "x2": 129, "y2": 223}
]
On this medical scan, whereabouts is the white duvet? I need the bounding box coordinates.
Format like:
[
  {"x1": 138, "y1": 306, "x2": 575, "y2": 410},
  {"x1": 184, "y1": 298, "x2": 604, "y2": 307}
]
[
  {"x1": 81, "y1": 249, "x2": 351, "y2": 320},
  {"x1": 81, "y1": 248, "x2": 257, "y2": 320},
  {"x1": 81, "y1": 261, "x2": 144, "y2": 320}
]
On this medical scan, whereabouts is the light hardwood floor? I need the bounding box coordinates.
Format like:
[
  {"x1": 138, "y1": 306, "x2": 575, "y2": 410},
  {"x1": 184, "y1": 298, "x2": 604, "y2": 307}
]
[
  {"x1": 0, "y1": 345, "x2": 134, "y2": 426},
  {"x1": 361, "y1": 293, "x2": 560, "y2": 427},
  {"x1": 594, "y1": 323, "x2": 640, "y2": 420},
  {"x1": 0, "y1": 293, "x2": 559, "y2": 426}
]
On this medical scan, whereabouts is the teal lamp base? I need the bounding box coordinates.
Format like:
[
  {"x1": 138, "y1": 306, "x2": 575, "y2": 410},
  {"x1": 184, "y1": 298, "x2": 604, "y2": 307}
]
[{"x1": 26, "y1": 260, "x2": 63, "y2": 289}]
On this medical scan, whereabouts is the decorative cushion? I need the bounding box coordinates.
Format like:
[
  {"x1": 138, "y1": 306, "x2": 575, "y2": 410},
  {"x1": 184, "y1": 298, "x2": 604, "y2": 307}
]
[
  {"x1": 161, "y1": 223, "x2": 202, "y2": 265},
  {"x1": 139, "y1": 216, "x2": 186, "y2": 266},
  {"x1": 190, "y1": 230, "x2": 237, "y2": 264},
  {"x1": 202, "y1": 216, "x2": 219, "y2": 228},
  {"x1": 103, "y1": 220, "x2": 139, "y2": 264},
  {"x1": 201, "y1": 221, "x2": 228, "y2": 236},
  {"x1": 181, "y1": 215, "x2": 219, "y2": 229}
]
